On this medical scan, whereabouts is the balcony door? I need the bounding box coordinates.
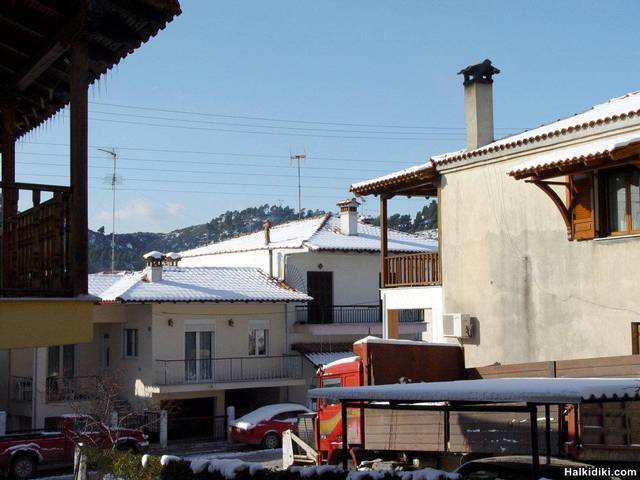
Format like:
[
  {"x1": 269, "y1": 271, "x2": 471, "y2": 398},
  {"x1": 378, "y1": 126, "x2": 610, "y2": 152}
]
[
  {"x1": 307, "y1": 271, "x2": 333, "y2": 324},
  {"x1": 185, "y1": 322, "x2": 214, "y2": 383}
]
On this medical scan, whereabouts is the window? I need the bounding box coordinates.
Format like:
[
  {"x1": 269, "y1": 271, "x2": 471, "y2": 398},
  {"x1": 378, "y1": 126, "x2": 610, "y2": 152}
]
[
  {"x1": 321, "y1": 376, "x2": 342, "y2": 406},
  {"x1": 633, "y1": 323, "x2": 640, "y2": 355},
  {"x1": 47, "y1": 345, "x2": 77, "y2": 378},
  {"x1": 123, "y1": 328, "x2": 139, "y2": 358},
  {"x1": 249, "y1": 328, "x2": 269, "y2": 356},
  {"x1": 602, "y1": 167, "x2": 640, "y2": 236}
]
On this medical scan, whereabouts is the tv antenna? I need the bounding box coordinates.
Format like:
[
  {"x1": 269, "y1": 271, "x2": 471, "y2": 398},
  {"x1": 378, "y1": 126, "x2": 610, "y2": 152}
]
[
  {"x1": 98, "y1": 148, "x2": 121, "y2": 272},
  {"x1": 289, "y1": 152, "x2": 306, "y2": 219}
]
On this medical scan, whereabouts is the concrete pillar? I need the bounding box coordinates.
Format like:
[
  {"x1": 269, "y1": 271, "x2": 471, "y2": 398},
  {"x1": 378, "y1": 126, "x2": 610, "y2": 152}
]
[
  {"x1": 226, "y1": 406, "x2": 235, "y2": 442},
  {"x1": 159, "y1": 410, "x2": 168, "y2": 448},
  {"x1": 0, "y1": 411, "x2": 6, "y2": 435}
]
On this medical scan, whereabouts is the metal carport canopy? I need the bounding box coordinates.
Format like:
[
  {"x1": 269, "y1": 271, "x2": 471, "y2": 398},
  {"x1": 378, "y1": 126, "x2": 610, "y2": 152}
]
[{"x1": 308, "y1": 377, "x2": 640, "y2": 404}]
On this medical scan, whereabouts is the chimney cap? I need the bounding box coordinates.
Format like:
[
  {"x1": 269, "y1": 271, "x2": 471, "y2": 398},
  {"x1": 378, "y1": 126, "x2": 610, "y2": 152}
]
[
  {"x1": 143, "y1": 251, "x2": 164, "y2": 260},
  {"x1": 337, "y1": 198, "x2": 360, "y2": 208},
  {"x1": 458, "y1": 59, "x2": 500, "y2": 86},
  {"x1": 165, "y1": 252, "x2": 182, "y2": 260}
]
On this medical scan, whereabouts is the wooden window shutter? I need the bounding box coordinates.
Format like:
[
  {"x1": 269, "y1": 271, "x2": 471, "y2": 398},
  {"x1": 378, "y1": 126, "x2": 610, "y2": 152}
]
[{"x1": 569, "y1": 174, "x2": 596, "y2": 240}]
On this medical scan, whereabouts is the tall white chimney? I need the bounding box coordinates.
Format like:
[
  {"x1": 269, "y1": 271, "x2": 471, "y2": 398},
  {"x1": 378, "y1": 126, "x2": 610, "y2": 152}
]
[
  {"x1": 458, "y1": 59, "x2": 500, "y2": 150},
  {"x1": 143, "y1": 251, "x2": 165, "y2": 282},
  {"x1": 337, "y1": 198, "x2": 360, "y2": 236}
]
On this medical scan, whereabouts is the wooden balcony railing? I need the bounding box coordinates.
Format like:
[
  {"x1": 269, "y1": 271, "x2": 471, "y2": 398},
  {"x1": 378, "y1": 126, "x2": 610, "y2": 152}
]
[
  {"x1": 1, "y1": 182, "x2": 73, "y2": 296},
  {"x1": 384, "y1": 251, "x2": 441, "y2": 288}
]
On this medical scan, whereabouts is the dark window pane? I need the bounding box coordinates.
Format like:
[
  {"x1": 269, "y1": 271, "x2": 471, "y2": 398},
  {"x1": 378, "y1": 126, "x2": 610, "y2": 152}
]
[
  {"x1": 631, "y1": 170, "x2": 639, "y2": 230},
  {"x1": 607, "y1": 172, "x2": 627, "y2": 232},
  {"x1": 62, "y1": 345, "x2": 75, "y2": 377},
  {"x1": 48, "y1": 346, "x2": 60, "y2": 377}
]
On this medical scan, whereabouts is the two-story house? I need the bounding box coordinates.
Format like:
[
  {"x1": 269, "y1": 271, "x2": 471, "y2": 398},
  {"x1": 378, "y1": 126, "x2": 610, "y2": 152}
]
[
  {"x1": 5, "y1": 252, "x2": 310, "y2": 439},
  {"x1": 178, "y1": 200, "x2": 437, "y2": 398},
  {"x1": 352, "y1": 60, "x2": 640, "y2": 368}
]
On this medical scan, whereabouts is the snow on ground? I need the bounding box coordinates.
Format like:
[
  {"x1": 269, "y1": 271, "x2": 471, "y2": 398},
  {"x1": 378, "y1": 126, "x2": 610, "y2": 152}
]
[{"x1": 33, "y1": 447, "x2": 283, "y2": 480}]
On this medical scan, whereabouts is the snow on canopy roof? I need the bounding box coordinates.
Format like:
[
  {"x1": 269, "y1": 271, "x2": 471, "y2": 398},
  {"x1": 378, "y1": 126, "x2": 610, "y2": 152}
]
[
  {"x1": 180, "y1": 213, "x2": 436, "y2": 257},
  {"x1": 432, "y1": 90, "x2": 640, "y2": 166},
  {"x1": 303, "y1": 351, "x2": 355, "y2": 367},
  {"x1": 507, "y1": 131, "x2": 640, "y2": 179},
  {"x1": 350, "y1": 162, "x2": 435, "y2": 195},
  {"x1": 89, "y1": 267, "x2": 311, "y2": 303},
  {"x1": 354, "y1": 336, "x2": 458, "y2": 347},
  {"x1": 308, "y1": 377, "x2": 640, "y2": 404}
]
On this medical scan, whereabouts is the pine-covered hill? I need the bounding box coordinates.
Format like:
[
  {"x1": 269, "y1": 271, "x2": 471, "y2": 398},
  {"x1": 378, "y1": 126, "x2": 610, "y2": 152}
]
[
  {"x1": 89, "y1": 204, "x2": 324, "y2": 272},
  {"x1": 88, "y1": 201, "x2": 438, "y2": 273}
]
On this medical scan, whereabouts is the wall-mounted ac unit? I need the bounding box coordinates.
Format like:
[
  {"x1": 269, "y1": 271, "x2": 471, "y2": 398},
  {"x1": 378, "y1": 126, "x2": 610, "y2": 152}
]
[{"x1": 443, "y1": 313, "x2": 472, "y2": 338}]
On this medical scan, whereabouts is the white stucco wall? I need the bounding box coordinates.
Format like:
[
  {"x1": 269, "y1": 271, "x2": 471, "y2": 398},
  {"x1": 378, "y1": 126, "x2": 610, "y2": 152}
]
[{"x1": 439, "y1": 143, "x2": 640, "y2": 367}]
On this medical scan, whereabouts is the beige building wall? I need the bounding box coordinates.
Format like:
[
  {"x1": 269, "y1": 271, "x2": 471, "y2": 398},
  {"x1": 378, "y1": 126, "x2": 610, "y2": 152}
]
[{"x1": 440, "y1": 150, "x2": 640, "y2": 367}]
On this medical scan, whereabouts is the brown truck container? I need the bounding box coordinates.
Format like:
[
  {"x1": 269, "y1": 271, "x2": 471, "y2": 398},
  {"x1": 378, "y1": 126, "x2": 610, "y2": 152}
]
[{"x1": 352, "y1": 339, "x2": 466, "y2": 386}]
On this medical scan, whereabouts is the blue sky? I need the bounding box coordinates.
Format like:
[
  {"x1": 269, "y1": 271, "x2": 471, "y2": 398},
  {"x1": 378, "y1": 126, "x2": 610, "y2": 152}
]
[{"x1": 16, "y1": 0, "x2": 640, "y2": 232}]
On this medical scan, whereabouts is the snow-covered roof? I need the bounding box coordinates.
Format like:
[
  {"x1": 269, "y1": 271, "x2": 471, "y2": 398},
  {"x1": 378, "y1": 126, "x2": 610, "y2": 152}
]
[
  {"x1": 433, "y1": 90, "x2": 640, "y2": 166},
  {"x1": 350, "y1": 162, "x2": 435, "y2": 195},
  {"x1": 308, "y1": 377, "x2": 640, "y2": 404},
  {"x1": 351, "y1": 91, "x2": 640, "y2": 194},
  {"x1": 180, "y1": 213, "x2": 436, "y2": 258},
  {"x1": 507, "y1": 131, "x2": 640, "y2": 179},
  {"x1": 89, "y1": 267, "x2": 311, "y2": 303},
  {"x1": 303, "y1": 352, "x2": 356, "y2": 367}
]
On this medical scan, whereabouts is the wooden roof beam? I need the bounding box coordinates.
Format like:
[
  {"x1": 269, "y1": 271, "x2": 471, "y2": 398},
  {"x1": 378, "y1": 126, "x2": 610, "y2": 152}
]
[
  {"x1": 0, "y1": 14, "x2": 45, "y2": 40},
  {"x1": 2, "y1": 4, "x2": 85, "y2": 95},
  {"x1": 22, "y1": 0, "x2": 66, "y2": 20}
]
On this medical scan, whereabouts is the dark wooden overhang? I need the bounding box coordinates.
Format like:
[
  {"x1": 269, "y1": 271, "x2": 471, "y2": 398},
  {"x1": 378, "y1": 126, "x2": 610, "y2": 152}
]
[
  {"x1": 508, "y1": 139, "x2": 640, "y2": 181},
  {"x1": 508, "y1": 137, "x2": 640, "y2": 239},
  {"x1": 350, "y1": 164, "x2": 439, "y2": 198},
  {"x1": 0, "y1": 0, "x2": 181, "y2": 144}
]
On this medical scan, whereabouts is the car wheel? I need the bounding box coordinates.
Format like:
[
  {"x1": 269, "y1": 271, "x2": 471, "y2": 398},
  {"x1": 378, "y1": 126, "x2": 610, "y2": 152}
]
[
  {"x1": 11, "y1": 454, "x2": 37, "y2": 480},
  {"x1": 261, "y1": 433, "x2": 280, "y2": 450},
  {"x1": 117, "y1": 442, "x2": 139, "y2": 454}
]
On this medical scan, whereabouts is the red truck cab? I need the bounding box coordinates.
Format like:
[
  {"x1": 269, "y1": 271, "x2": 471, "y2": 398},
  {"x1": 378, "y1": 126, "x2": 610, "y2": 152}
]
[{"x1": 0, "y1": 415, "x2": 148, "y2": 479}]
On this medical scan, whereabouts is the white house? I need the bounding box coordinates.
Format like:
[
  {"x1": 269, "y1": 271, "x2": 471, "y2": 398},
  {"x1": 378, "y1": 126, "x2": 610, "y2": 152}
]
[
  {"x1": 5, "y1": 254, "x2": 310, "y2": 440},
  {"x1": 179, "y1": 200, "x2": 437, "y2": 398},
  {"x1": 351, "y1": 60, "x2": 640, "y2": 368}
]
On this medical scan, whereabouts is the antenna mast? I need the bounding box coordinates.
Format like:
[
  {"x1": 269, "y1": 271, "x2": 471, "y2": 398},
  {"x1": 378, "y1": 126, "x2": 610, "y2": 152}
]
[
  {"x1": 290, "y1": 153, "x2": 306, "y2": 219},
  {"x1": 98, "y1": 148, "x2": 118, "y2": 272}
]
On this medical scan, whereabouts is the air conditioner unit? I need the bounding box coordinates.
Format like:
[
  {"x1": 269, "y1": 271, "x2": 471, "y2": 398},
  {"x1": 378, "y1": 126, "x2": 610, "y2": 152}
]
[{"x1": 442, "y1": 313, "x2": 472, "y2": 338}]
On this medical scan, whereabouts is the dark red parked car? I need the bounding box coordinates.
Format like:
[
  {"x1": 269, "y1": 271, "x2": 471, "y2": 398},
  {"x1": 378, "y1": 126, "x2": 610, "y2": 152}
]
[{"x1": 229, "y1": 403, "x2": 312, "y2": 449}]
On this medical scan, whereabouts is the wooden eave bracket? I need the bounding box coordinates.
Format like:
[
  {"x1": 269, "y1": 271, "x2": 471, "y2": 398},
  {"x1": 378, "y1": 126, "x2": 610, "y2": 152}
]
[{"x1": 529, "y1": 179, "x2": 573, "y2": 240}]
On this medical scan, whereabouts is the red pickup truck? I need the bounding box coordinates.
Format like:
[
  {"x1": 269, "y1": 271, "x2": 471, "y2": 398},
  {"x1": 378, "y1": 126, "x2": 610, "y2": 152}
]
[{"x1": 0, "y1": 415, "x2": 148, "y2": 479}]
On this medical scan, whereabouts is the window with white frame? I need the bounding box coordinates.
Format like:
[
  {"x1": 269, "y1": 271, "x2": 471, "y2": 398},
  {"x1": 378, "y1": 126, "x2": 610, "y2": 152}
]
[
  {"x1": 123, "y1": 327, "x2": 139, "y2": 358},
  {"x1": 248, "y1": 320, "x2": 269, "y2": 356}
]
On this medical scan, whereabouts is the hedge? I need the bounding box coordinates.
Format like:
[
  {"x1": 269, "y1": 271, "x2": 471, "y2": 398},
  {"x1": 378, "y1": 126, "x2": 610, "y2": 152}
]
[{"x1": 83, "y1": 448, "x2": 460, "y2": 480}]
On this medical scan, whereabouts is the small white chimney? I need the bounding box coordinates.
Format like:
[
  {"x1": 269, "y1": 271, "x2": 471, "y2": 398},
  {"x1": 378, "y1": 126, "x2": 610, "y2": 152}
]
[
  {"x1": 337, "y1": 198, "x2": 360, "y2": 236},
  {"x1": 458, "y1": 59, "x2": 500, "y2": 150},
  {"x1": 263, "y1": 220, "x2": 272, "y2": 245},
  {"x1": 143, "y1": 251, "x2": 165, "y2": 282}
]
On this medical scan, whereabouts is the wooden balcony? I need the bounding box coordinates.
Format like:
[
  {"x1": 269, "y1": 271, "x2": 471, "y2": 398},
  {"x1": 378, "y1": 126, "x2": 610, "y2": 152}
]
[
  {"x1": 1, "y1": 183, "x2": 74, "y2": 297},
  {"x1": 383, "y1": 252, "x2": 441, "y2": 288}
]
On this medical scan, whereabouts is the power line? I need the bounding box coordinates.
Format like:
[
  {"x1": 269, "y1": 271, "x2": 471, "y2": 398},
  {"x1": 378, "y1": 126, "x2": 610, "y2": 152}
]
[
  {"x1": 19, "y1": 141, "x2": 420, "y2": 165},
  {"x1": 19, "y1": 150, "x2": 395, "y2": 172},
  {"x1": 18, "y1": 170, "x2": 351, "y2": 191},
  {"x1": 16, "y1": 162, "x2": 370, "y2": 181},
  {"x1": 73, "y1": 115, "x2": 461, "y2": 142},
  {"x1": 89, "y1": 101, "x2": 524, "y2": 131},
  {"x1": 88, "y1": 109, "x2": 469, "y2": 136}
]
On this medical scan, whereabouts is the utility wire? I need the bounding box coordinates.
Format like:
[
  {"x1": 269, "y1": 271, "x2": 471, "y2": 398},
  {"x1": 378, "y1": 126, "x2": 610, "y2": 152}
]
[
  {"x1": 19, "y1": 141, "x2": 420, "y2": 165},
  {"x1": 89, "y1": 101, "x2": 524, "y2": 131},
  {"x1": 18, "y1": 151, "x2": 395, "y2": 173},
  {"x1": 88, "y1": 109, "x2": 470, "y2": 136},
  {"x1": 16, "y1": 160, "x2": 368, "y2": 182}
]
